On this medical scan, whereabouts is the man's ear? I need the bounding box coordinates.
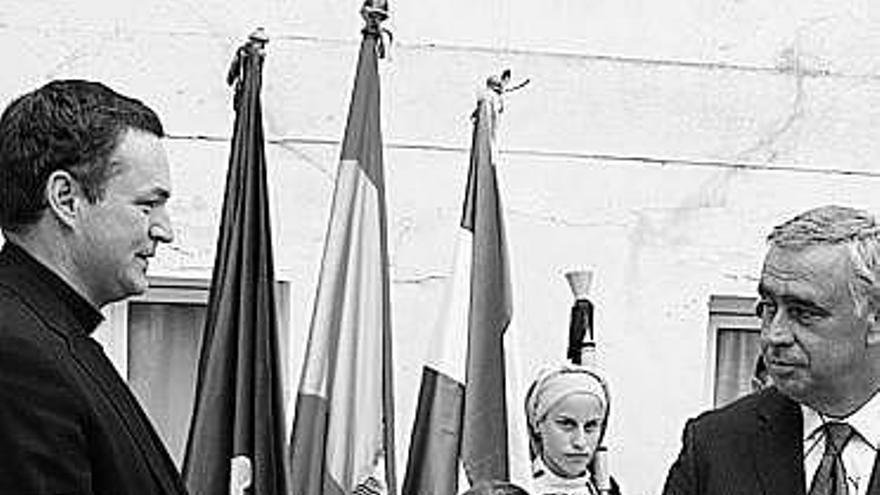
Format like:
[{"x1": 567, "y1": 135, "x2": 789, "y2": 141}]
[{"x1": 45, "y1": 170, "x2": 81, "y2": 228}]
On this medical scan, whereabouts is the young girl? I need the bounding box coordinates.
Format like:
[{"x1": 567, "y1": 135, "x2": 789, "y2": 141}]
[{"x1": 524, "y1": 363, "x2": 621, "y2": 495}]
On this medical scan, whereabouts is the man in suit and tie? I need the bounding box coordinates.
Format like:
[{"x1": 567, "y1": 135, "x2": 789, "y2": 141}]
[
  {"x1": 0, "y1": 80, "x2": 188, "y2": 495},
  {"x1": 663, "y1": 205, "x2": 880, "y2": 495}
]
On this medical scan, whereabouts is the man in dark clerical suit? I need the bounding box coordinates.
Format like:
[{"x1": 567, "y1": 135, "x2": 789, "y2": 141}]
[
  {"x1": 0, "y1": 80, "x2": 188, "y2": 495},
  {"x1": 664, "y1": 205, "x2": 880, "y2": 495}
]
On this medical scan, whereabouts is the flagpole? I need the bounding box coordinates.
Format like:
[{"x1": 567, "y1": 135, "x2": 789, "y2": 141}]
[
  {"x1": 182, "y1": 27, "x2": 287, "y2": 495},
  {"x1": 359, "y1": 3, "x2": 398, "y2": 492},
  {"x1": 288, "y1": 1, "x2": 396, "y2": 493},
  {"x1": 401, "y1": 72, "x2": 522, "y2": 494}
]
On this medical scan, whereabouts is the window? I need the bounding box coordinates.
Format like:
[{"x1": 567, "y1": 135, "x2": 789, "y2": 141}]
[
  {"x1": 93, "y1": 276, "x2": 290, "y2": 467},
  {"x1": 707, "y1": 295, "x2": 762, "y2": 408}
]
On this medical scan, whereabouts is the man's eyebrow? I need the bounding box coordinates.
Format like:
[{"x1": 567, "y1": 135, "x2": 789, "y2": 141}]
[
  {"x1": 756, "y1": 285, "x2": 827, "y2": 311},
  {"x1": 779, "y1": 295, "x2": 826, "y2": 311}
]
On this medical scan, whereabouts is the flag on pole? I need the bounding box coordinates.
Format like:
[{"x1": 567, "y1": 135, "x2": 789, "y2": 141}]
[
  {"x1": 182, "y1": 29, "x2": 287, "y2": 495},
  {"x1": 289, "y1": 3, "x2": 397, "y2": 495},
  {"x1": 403, "y1": 83, "x2": 515, "y2": 494}
]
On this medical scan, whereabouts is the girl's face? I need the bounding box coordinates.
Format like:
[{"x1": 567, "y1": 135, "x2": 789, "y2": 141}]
[{"x1": 537, "y1": 393, "x2": 605, "y2": 479}]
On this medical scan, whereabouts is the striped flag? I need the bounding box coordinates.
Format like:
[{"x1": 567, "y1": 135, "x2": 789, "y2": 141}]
[
  {"x1": 289, "y1": 6, "x2": 396, "y2": 495},
  {"x1": 403, "y1": 88, "x2": 519, "y2": 494}
]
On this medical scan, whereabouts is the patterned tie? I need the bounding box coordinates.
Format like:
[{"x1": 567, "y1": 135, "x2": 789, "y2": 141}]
[{"x1": 809, "y1": 422, "x2": 855, "y2": 495}]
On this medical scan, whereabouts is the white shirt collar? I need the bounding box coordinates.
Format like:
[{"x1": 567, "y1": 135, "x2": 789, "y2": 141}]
[
  {"x1": 530, "y1": 457, "x2": 596, "y2": 493},
  {"x1": 801, "y1": 389, "x2": 880, "y2": 447}
]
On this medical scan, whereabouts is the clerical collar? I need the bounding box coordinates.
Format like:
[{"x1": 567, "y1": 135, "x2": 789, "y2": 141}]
[
  {"x1": 3, "y1": 241, "x2": 104, "y2": 333},
  {"x1": 802, "y1": 389, "x2": 880, "y2": 449}
]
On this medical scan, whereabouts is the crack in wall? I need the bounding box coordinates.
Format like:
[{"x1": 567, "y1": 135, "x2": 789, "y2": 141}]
[{"x1": 735, "y1": 48, "x2": 809, "y2": 163}]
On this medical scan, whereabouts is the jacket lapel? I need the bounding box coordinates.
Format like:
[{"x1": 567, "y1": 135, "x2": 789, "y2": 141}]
[{"x1": 755, "y1": 389, "x2": 806, "y2": 495}]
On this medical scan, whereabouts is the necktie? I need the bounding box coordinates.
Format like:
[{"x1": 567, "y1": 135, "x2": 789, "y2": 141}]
[{"x1": 809, "y1": 422, "x2": 856, "y2": 495}]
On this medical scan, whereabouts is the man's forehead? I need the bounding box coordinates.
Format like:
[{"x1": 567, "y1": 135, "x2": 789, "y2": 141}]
[
  {"x1": 764, "y1": 243, "x2": 850, "y2": 271},
  {"x1": 107, "y1": 131, "x2": 171, "y2": 183},
  {"x1": 759, "y1": 244, "x2": 852, "y2": 299}
]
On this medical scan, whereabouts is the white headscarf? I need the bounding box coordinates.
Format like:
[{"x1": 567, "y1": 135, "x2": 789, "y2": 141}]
[{"x1": 524, "y1": 363, "x2": 609, "y2": 465}]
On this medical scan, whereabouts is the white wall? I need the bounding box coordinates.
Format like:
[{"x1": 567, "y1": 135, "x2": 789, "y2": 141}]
[{"x1": 3, "y1": 1, "x2": 880, "y2": 493}]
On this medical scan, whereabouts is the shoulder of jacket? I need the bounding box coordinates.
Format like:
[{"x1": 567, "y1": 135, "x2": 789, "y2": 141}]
[
  {"x1": 686, "y1": 389, "x2": 786, "y2": 440},
  {"x1": 0, "y1": 282, "x2": 72, "y2": 355}
]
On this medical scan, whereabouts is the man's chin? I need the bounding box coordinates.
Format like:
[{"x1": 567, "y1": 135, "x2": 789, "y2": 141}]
[
  {"x1": 772, "y1": 376, "x2": 808, "y2": 401},
  {"x1": 129, "y1": 280, "x2": 149, "y2": 296},
  {"x1": 102, "y1": 285, "x2": 146, "y2": 305},
  {"x1": 120, "y1": 276, "x2": 150, "y2": 299}
]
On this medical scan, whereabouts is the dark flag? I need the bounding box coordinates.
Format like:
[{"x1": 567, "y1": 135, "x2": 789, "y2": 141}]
[{"x1": 182, "y1": 29, "x2": 287, "y2": 495}]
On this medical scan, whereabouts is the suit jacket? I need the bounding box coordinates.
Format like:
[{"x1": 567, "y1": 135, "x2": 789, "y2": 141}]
[
  {"x1": 662, "y1": 387, "x2": 880, "y2": 495},
  {"x1": 0, "y1": 242, "x2": 188, "y2": 495}
]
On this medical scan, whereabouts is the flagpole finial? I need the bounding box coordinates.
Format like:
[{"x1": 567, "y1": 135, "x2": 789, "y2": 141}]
[
  {"x1": 247, "y1": 27, "x2": 269, "y2": 56},
  {"x1": 361, "y1": 0, "x2": 389, "y2": 24},
  {"x1": 482, "y1": 69, "x2": 530, "y2": 115},
  {"x1": 249, "y1": 27, "x2": 269, "y2": 45},
  {"x1": 360, "y1": 0, "x2": 392, "y2": 58},
  {"x1": 226, "y1": 28, "x2": 268, "y2": 109},
  {"x1": 487, "y1": 69, "x2": 531, "y2": 95}
]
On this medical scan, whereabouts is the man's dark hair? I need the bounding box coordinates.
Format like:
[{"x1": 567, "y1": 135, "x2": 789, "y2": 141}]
[{"x1": 0, "y1": 79, "x2": 164, "y2": 232}]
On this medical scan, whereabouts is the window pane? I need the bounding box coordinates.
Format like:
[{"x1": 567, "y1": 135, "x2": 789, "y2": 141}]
[
  {"x1": 714, "y1": 328, "x2": 760, "y2": 407},
  {"x1": 127, "y1": 302, "x2": 205, "y2": 466}
]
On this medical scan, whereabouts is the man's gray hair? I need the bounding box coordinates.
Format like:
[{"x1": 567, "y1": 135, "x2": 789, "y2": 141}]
[{"x1": 768, "y1": 205, "x2": 880, "y2": 315}]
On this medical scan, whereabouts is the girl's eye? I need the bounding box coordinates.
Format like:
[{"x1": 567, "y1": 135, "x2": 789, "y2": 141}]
[
  {"x1": 584, "y1": 421, "x2": 600, "y2": 432},
  {"x1": 555, "y1": 418, "x2": 577, "y2": 430}
]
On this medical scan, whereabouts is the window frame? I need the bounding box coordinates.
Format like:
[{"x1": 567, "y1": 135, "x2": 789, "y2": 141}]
[
  {"x1": 94, "y1": 277, "x2": 211, "y2": 377},
  {"x1": 94, "y1": 275, "x2": 290, "y2": 384},
  {"x1": 92, "y1": 274, "x2": 291, "y2": 465},
  {"x1": 706, "y1": 294, "x2": 762, "y2": 407}
]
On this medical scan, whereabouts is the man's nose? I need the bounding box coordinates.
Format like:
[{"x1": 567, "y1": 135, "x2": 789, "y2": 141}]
[
  {"x1": 761, "y1": 307, "x2": 794, "y2": 346},
  {"x1": 149, "y1": 207, "x2": 174, "y2": 243}
]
